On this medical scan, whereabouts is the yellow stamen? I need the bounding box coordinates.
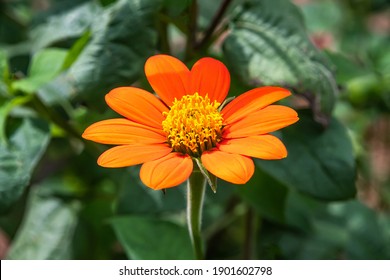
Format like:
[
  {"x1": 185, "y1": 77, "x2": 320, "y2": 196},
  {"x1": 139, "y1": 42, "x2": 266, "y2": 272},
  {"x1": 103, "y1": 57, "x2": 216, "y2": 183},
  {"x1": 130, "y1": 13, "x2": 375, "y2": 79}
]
[{"x1": 162, "y1": 93, "x2": 223, "y2": 157}]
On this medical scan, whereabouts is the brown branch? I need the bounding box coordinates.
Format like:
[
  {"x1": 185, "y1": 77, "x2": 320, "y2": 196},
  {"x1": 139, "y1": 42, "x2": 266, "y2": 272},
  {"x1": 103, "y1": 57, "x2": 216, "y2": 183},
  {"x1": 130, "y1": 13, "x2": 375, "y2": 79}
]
[
  {"x1": 242, "y1": 207, "x2": 258, "y2": 260},
  {"x1": 185, "y1": 0, "x2": 198, "y2": 59},
  {"x1": 194, "y1": 0, "x2": 233, "y2": 50}
]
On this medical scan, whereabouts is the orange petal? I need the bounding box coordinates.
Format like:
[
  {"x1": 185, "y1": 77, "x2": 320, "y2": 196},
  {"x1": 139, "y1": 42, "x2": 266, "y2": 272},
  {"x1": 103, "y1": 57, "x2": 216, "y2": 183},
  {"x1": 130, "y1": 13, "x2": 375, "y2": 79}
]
[
  {"x1": 201, "y1": 150, "x2": 254, "y2": 184},
  {"x1": 82, "y1": 119, "x2": 166, "y2": 145},
  {"x1": 218, "y1": 134, "x2": 287, "y2": 160},
  {"x1": 97, "y1": 143, "x2": 172, "y2": 168},
  {"x1": 145, "y1": 54, "x2": 190, "y2": 106},
  {"x1": 105, "y1": 87, "x2": 168, "y2": 129},
  {"x1": 140, "y1": 153, "x2": 193, "y2": 190},
  {"x1": 222, "y1": 86, "x2": 291, "y2": 124},
  {"x1": 223, "y1": 105, "x2": 299, "y2": 138},
  {"x1": 189, "y1": 57, "x2": 230, "y2": 103}
]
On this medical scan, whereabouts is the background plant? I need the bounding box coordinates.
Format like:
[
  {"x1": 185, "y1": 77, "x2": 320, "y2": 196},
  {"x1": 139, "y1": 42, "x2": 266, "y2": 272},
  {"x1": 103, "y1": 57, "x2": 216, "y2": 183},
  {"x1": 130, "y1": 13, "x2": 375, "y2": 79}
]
[{"x1": 0, "y1": 0, "x2": 389, "y2": 259}]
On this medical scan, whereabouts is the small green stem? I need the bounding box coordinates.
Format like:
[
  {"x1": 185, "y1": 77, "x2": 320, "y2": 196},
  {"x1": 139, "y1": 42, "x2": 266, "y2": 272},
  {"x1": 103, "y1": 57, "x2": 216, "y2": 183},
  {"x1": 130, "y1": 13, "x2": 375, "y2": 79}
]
[
  {"x1": 187, "y1": 167, "x2": 206, "y2": 260},
  {"x1": 31, "y1": 96, "x2": 78, "y2": 139},
  {"x1": 31, "y1": 96, "x2": 102, "y2": 155}
]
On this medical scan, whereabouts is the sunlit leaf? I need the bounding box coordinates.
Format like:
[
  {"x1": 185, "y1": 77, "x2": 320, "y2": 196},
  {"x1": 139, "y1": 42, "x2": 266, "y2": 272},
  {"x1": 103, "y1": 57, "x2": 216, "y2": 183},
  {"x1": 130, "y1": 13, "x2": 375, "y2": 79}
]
[
  {"x1": 62, "y1": 30, "x2": 92, "y2": 70},
  {"x1": 6, "y1": 183, "x2": 80, "y2": 259},
  {"x1": 12, "y1": 48, "x2": 68, "y2": 94},
  {"x1": 30, "y1": 2, "x2": 102, "y2": 50},
  {"x1": 35, "y1": 0, "x2": 162, "y2": 106},
  {"x1": 66, "y1": 0, "x2": 162, "y2": 103},
  {"x1": 0, "y1": 50, "x2": 10, "y2": 97},
  {"x1": 36, "y1": 32, "x2": 92, "y2": 105},
  {"x1": 223, "y1": 0, "x2": 337, "y2": 124},
  {"x1": 111, "y1": 216, "x2": 193, "y2": 260}
]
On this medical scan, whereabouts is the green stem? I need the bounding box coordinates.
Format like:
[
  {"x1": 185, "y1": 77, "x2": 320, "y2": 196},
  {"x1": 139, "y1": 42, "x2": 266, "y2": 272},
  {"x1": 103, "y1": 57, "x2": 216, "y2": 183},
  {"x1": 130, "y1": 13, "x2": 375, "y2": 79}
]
[{"x1": 187, "y1": 167, "x2": 206, "y2": 260}]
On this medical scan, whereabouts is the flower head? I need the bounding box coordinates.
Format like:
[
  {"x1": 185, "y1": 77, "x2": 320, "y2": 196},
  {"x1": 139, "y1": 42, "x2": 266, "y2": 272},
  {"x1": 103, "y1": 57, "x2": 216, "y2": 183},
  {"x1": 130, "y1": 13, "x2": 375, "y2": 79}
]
[{"x1": 82, "y1": 55, "x2": 299, "y2": 190}]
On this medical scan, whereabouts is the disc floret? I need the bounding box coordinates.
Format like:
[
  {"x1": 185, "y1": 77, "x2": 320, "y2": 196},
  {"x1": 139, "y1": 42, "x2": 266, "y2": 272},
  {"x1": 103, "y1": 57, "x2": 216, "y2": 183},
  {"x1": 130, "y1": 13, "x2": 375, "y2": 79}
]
[{"x1": 162, "y1": 93, "x2": 223, "y2": 157}]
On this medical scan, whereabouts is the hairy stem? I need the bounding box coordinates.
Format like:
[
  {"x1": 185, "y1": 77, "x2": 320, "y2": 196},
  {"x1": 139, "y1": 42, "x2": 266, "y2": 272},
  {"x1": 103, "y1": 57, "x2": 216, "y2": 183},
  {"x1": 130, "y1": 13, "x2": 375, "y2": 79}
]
[{"x1": 187, "y1": 168, "x2": 206, "y2": 260}]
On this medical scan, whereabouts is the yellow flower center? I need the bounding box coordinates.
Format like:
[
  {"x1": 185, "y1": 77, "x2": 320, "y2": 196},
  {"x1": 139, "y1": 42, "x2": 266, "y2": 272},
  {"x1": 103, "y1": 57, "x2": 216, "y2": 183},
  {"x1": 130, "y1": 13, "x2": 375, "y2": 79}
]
[{"x1": 162, "y1": 93, "x2": 223, "y2": 157}]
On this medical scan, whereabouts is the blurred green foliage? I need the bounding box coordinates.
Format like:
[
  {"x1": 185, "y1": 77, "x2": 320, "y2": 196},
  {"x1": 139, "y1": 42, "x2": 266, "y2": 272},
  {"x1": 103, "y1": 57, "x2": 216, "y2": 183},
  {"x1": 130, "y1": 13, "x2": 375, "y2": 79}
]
[{"x1": 0, "y1": 0, "x2": 389, "y2": 260}]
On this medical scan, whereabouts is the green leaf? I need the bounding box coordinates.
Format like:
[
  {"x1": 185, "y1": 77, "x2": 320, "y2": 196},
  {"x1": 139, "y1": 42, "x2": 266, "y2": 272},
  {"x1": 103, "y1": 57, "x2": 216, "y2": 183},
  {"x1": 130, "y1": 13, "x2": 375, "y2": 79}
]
[
  {"x1": 237, "y1": 168, "x2": 288, "y2": 223},
  {"x1": 12, "y1": 48, "x2": 68, "y2": 94},
  {"x1": 0, "y1": 4, "x2": 27, "y2": 45},
  {"x1": 325, "y1": 51, "x2": 370, "y2": 84},
  {"x1": 0, "y1": 49, "x2": 8, "y2": 79},
  {"x1": 111, "y1": 216, "x2": 193, "y2": 260},
  {"x1": 198, "y1": 0, "x2": 223, "y2": 30},
  {"x1": 163, "y1": 0, "x2": 192, "y2": 17},
  {"x1": 223, "y1": 0, "x2": 337, "y2": 124},
  {"x1": 340, "y1": 202, "x2": 390, "y2": 259},
  {"x1": 280, "y1": 200, "x2": 390, "y2": 259},
  {"x1": 299, "y1": 0, "x2": 343, "y2": 33},
  {"x1": 73, "y1": 198, "x2": 116, "y2": 259},
  {"x1": 115, "y1": 166, "x2": 186, "y2": 215},
  {"x1": 36, "y1": 74, "x2": 76, "y2": 106},
  {"x1": 30, "y1": 2, "x2": 102, "y2": 50},
  {"x1": 66, "y1": 0, "x2": 161, "y2": 103},
  {"x1": 36, "y1": 32, "x2": 92, "y2": 106},
  {"x1": 6, "y1": 183, "x2": 80, "y2": 259},
  {"x1": 284, "y1": 190, "x2": 327, "y2": 231},
  {"x1": 257, "y1": 111, "x2": 356, "y2": 200},
  {"x1": 62, "y1": 30, "x2": 92, "y2": 70},
  {"x1": 0, "y1": 96, "x2": 32, "y2": 141},
  {"x1": 0, "y1": 118, "x2": 50, "y2": 212}
]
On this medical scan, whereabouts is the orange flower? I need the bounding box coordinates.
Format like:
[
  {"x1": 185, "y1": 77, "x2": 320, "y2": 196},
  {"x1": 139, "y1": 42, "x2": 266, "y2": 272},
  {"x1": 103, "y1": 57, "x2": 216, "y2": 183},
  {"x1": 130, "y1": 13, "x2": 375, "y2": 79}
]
[{"x1": 82, "y1": 55, "x2": 299, "y2": 190}]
